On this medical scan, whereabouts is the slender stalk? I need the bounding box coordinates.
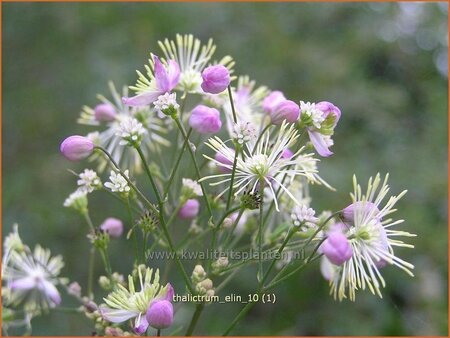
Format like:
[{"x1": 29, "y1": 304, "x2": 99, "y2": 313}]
[
  {"x1": 164, "y1": 128, "x2": 193, "y2": 199},
  {"x1": 185, "y1": 303, "x2": 205, "y2": 336},
  {"x1": 157, "y1": 329, "x2": 161, "y2": 337},
  {"x1": 222, "y1": 301, "x2": 256, "y2": 336},
  {"x1": 173, "y1": 118, "x2": 214, "y2": 218},
  {"x1": 259, "y1": 228, "x2": 296, "y2": 287},
  {"x1": 223, "y1": 208, "x2": 244, "y2": 249},
  {"x1": 257, "y1": 179, "x2": 265, "y2": 282},
  {"x1": 135, "y1": 145, "x2": 162, "y2": 206},
  {"x1": 82, "y1": 211, "x2": 95, "y2": 233},
  {"x1": 227, "y1": 85, "x2": 237, "y2": 124},
  {"x1": 126, "y1": 197, "x2": 140, "y2": 264},
  {"x1": 225, "y1": 148, "x2": 239, "y2": 210},
  {"x1": 87, "y1": 247, "x2": 95, "y2": 299}
]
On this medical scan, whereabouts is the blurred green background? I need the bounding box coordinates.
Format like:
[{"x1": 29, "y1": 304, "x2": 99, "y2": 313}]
[{"x1": 3, "y1": 2, "x2": 448, "y2": 335}]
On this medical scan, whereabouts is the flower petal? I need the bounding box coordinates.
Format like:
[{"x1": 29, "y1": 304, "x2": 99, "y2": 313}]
[
  {"x1": 9, "y1": 276, "x2": 36, "y2": 291},
  {"x1": 308, "y1": 130, "x2": 333, "y2": 157},
  {"x1": 122, "y1": 91, "x2": 162, "y2": 107},
  {"x1": 99, "y1": 305, "x2": 139, "y2": 323}
]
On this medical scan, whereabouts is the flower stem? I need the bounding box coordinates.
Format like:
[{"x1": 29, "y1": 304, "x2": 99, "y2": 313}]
[
  {"x1": 185, "y1": 303, "x2": 204, "y2": 336},
  {"x1": 173, "y1": 118, "x2": 214, "y2": 219},
  {"x1": 225, "y1": 148, "x2": 239, "y2": 210},
  {"x1": 257, "y1": 179, "x2": 265, "y2": 282},
  {"x1": 164, "y1": 128, "x2": 193, "y2": 199},
  {"x1": 222, "y1": 300, "x2": 256, "y2": 336},
  {"x1": 135, "y1": 145, "x2": 162, "y2": 206},
  {"x1": 87, "y1": 247, "x2": 95, "y2": 299},
  {"x1": 227, "y1": 85, "x2": 237, "y2": 124}
]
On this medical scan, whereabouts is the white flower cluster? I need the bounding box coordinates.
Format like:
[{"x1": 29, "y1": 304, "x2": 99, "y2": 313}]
[
  {"x1": 231, "y1": 121, "x2": 257, "y2": 145},
  {"x1": 182, "y1": 178, "x2": 203, "y2": 197},
  {"x1": 116, "y1": 116, "x2": 147, "y2": 146},
  {"x1": 300, "y1": 101, "x2": 325, "y2": 129},
  {"x1": 77, "y1": 169, "x2": 101, "y2": 193},
  {"x1": 291, "y1": 205, "x2": 319, "y2": 228},
  {"x1": 104, "y1": 170, "x2": 131, "y2": 193},
  {"x1": 154, "y1": 92, "x2": 180, "y2": 115}
]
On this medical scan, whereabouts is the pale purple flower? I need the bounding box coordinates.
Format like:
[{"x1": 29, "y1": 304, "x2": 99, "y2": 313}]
[
  {"x1": 100, "y1": 217, "x2": 124, "y2": 238},
  {"x1": 178, "y1": 199, "x2": 200, "y2": 219},
  {"x1": 201, "y1": 65, "x2": 230, "y2": 94},
  {"x1": 123, "y1": 55, "x2": 180, "y2": 106},
  {"x1": 215, "y1": 148, "x2": 235, "y2": 173},
  {"x1": 281, "y1": 148, "x2": 294, "y2": 159},
  {"x1": 189, "y1": 105, "x2": 222, "y2": 134},
  {"x1": 146, "y1": 300, "x2": 174, "y2": 330},
  {"x1": 262, "y1": 91, "x2": 286, "y2": 113},
  {"x1": 94, "y1": 103, "x2": 117, "y2": 122},
  {"x1": 321, "y1": 231, "x2": 353, "y2": 266},
  {"x1": 300, "y1": 100, "x2": 341, "y2": 157},
  {"x1": 270, "y1": 100, "x2": 300, "y2": 125},
  {"x1": 342, "y1": 201, "x2": 381, "y2": 224},
  {"x1": 60, "y1": 135, "x2": 94, "y2": 161}
]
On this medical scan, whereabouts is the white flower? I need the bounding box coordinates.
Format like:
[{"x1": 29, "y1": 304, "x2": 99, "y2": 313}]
[
  {"x1": 153, "y1": 92, "x2": 179, "y2": 115},
  {"x1": 3, "y1": 234, "x2": 64, "y2": 312},
  {"x1": 182, "y1": 178, "x2": 203, "y2": 197},
  {"x1": 202, "y1": 122, "x2": 314, "y2": 211},
  {"x1": 231, "y1": 121, "x2": 257, "y2": 145},
  {"x1": 100, "y1": 268, "x2": 172, "y2": 334},
  {"x1": 104, "y1": 170, "x2": 131, "y2": 193},
  {"x1": 116, "y1": 116, "x2": 147, "y2": 146},
  {"x1": 300, "y1": 101, "x2": 325, "y2": 129},
  {"x1": 291, "y1": 205, "x2": 319, "y2": 228},
  {"x1": 63, "y1": 190, "x2": 88, "y2": 211},
  {"x1": 77, "y1": 169, "x2": 101, "y2": 193},
  {"x1": 158, "y1": 34, "x2": 234, "y2": 93},
  {"x1": 329, "y1": 173, "x2": 415, "y2": 301},
  {"x1": 78, "y1": 83, "x2": 170, "y2": 174}
]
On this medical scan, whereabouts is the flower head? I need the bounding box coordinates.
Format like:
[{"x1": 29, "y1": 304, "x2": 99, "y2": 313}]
[
  {"x1": 262, "y1": 90, "x2": 286, "y2": 113},
  {"x1": 157, "y1": 34, "x2": 234, "y2": 93},
  {"x1": 181, "y1": 178, "x2": 203, "y2": 198},
  {"x1": 123, "y1": 55, "x2": 180, "y2": 107},
  {"x1": 201, "y1": 64, "x2": 231, "y2": 94},
  {"x1": 3, "y1": 231, "x2": 64, "y2": 313},
  {"x1": 60, "y1": 135, "x2": 94, "y2": 161},
  {"x1": 270, "y1": 100, "x2": 300, "y2": 125},
  {"x1": 231, "y1": 121, "x2": 257, "y2": 145},
  {"x1": 327, "y1": 173, "x2": 415, "y2": 301},
  {"x1": 100, "y1": 218, "x2": 124, "y2": 238},
  {"x1": 104, "y1": 170, "x2": 131, "y2": 194},
  {"x1": 202, "y1": 122, "x2": 315, "y2": 211},
  {"x1": 153, "y1": 92, "x2": 179, "y2": 117},
  {"x1": 178, "y1": 199, "x2": 200, "y2": 219},
  {"x1": 189, "y1": 105, "x2": 222, "y2": 134},
  {"x1": 116, "y1": 116, "x2": 147, "y2": 147},
  {"x1": 63, "y1": 190, "x2": 88, "y2": 213},
  {"x1": 77, "y1": 169, "x2": 102, "y2": 193},
  {"x1": 94, "y1": 103, "x2": 117, "y2": 122},
  {"x1": 291, "y1": 205, "x2": 319, "y2": 228},
  {"x1": 100, "y1": 268, "x2": 171, "y2": 334}
]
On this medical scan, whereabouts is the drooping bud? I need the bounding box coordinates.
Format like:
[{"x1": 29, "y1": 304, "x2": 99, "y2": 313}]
[
  {"x1": 94, "y1": 103, "x2": 117, "y2": 122},
  {"x1": 146, "y1": 300, "x2": 174, "y2": 330},
  {"x1": 178, "y1": 199, "x2": 200, "y2": 219},
  {"x1": 270, "y1": 100, "x2": 300, "y2": 125},
  {"x1": 60, "y1": 135, "x2": 94, "y2": 161},
  {"x1": 100, "y1": 217, "x2": 124, "y2": 238},
  {"x1": 189, "y1": 105, "x2": 222, "y2": 134},
  {"x1": 342, "y1": 202, "x2": 381, "y2": 224},
  {"x1": 201, "y1": 65, "x2": 231, "y2": 94},
  {"x1": 321, "y1": 231, "x2": 353, "y2": 266},
  {"x1": 262, "y1": 91, "x2": 286, "y2": 113}
]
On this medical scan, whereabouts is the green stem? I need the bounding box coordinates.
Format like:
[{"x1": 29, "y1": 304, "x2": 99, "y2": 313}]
[
  {"x1": 164, "y1": 128, "x2": 193, "y2": 199},
  {"x1": 222, "y1": 300, "x2": 256, "y2": 336},
  {"x1": 87, "y1": 247, "x2": 95, "y2": 299},
  {"x1": 135, "y1": 145, "x2": 162, "y2": 206},
  {"x1": 259, "y1": 228, "x2": 296, "y2": 287},
  {"x1": 185, "y1": 303, "x2": 205, "y2": 336},
  {"x1": 173, "y1": 118, "x2": 214, "y2": 219},
  {"x1": 226, "y1": 148, "x2": 239, "y2": 210},
  {"x1": 227, "y1": 85, "x2": 237, "y2": 123},
  {"x1": 223, "y1": 208, "x2": 245, "y2": 249},
  {"x1": 127, "y1": 197, "x2": 140, "y2": 264},
  {"x1": 257, "y1": 179, "x2": 265, "y2": 282}
]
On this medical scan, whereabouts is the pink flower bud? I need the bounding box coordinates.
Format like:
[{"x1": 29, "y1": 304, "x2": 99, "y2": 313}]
[
  {"x1": 342, "y1": 202, "x2": 381, "y2": 224},
  {"x1": 100, "y1": 217, "x2": 123, "y2": 238},
  {"x1": 146, "y1": 300, "x2": 174, "y2": 330},
  {"x1": 178, "y1": 199, "x2": 200, "y2": 219},
  {"x1": 215, "y1": 149, "x2": 234, "y2": 173},
  {"x1": 60, "y1": 135, "x2": 94, "y2": 161},
  {"x1": 94, "y1": 103, "x2": 117, "y2": 122},
  {"x1": 189, "y1": 105, "x2": 222, "y2": 134},
  {"x1": 201, "y1": 65, "x2": 230, "y2": 94},
  {"x1": 262, "y1": 91, "x2": 286, "y2": 113},
  {"x1": 281, "y1": 148, "x2": 294, "y2": 159},
  {"x1": 270, "y1": 100, "x2": 300, "y2": 125},
  {"x1": 315, "y1": 101, "x2": 341, "y2": 126},
  {"x1": 321, "y1": 231, "x2": 353, "y2": 266}
]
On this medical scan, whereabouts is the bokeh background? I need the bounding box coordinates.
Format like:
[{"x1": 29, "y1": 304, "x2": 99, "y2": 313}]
[{"x1": 3, "y1": 2, "x2": 448, "y2": 335}]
